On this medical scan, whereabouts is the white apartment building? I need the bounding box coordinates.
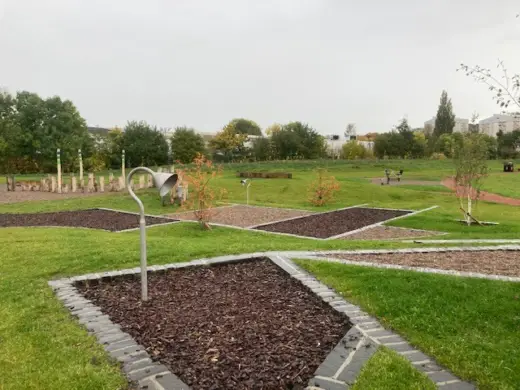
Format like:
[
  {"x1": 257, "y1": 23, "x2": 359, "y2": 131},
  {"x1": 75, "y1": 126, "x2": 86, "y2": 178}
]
[
  {"x1": 424, "y1": 117, "x2": 469, "y2": 133},
  {"x1": 478, "y1": 114, "x2": 520, "y2": 137}
]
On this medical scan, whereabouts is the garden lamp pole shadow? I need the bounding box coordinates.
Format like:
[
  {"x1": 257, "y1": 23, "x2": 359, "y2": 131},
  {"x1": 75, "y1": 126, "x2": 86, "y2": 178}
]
[{"x1": 127, "y1": 167, "x2": 178, "y2": 301}]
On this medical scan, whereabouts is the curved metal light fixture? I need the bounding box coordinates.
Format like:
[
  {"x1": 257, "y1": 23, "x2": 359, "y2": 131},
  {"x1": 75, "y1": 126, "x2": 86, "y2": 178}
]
[{"x1": 127, "y1": 167, "x2": 178, "y2": 301}]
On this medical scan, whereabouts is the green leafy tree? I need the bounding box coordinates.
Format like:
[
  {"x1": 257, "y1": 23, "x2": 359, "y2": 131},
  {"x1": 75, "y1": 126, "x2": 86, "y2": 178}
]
[
  {"x1": 226, "y1": 118, "x2": 262, "y2": 136},
  {"x1": 271, "y1": 122, "x2": 325, "y2": 159},
  {"x1": 122, "y1": 121, "x2": 169, "y2": 167},
  {"x1": 209, "y1": 123, "x2": 248, "y2": 162},
  {"x1": 497, "y1": 129, "x2": 520, "y2": 158},
  {"x1": 0, "y1": 90, "x2": 91, "y2": 173},
  {"x1": 170, "y1": 127, "x2": 206, "y2": 164},
  {"x1": 341, "y1": 140, "x2": 367, "y2": 159},
  {"x1": 434, "y1": 90, "x2": 456, "y2": 138},
  {"x1": 251, "y1": 137, "x2": 272, "y2": 160}
]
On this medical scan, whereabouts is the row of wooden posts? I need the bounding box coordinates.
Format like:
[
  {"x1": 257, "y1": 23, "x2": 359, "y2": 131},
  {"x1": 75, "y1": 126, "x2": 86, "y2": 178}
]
[{"x1": 7, "y1": 173, "x2": 156, "y2": 193}]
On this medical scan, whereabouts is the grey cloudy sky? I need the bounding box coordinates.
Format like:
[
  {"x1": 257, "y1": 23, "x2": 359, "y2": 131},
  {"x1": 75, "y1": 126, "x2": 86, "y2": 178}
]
[{"x1": 1, "y1": 0, "x2": 519, "y2": 134}]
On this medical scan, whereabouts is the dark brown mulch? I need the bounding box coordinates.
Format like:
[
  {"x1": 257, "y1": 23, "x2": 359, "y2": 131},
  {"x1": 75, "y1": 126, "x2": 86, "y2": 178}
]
[
  {"x1": 78, "y1": 258, "x2": 351, "y2": 389},
  {"x1": 253, "y1": 207, "x2": 411, "y2": 239},
  {"x1": 0, "y1": 209, "x2": 176, "y2": 232}
]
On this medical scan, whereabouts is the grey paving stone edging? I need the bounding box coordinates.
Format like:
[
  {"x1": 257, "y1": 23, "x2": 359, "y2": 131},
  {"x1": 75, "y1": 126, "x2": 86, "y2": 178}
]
[{"x1": 48, "y1": 248, "x2": 491, "y2": 389}]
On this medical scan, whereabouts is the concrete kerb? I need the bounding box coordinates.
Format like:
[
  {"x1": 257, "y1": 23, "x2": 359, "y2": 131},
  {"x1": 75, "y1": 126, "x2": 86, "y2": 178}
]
[
  {"x1": 325, "y1": 205, "x2": 439, "y2": 240},
  {"x1": 48, "y1": 250, "x2": 484, "y2": 389},
  {"x1": 403, "y1": 239, "x2": 520, "y2": 244}
]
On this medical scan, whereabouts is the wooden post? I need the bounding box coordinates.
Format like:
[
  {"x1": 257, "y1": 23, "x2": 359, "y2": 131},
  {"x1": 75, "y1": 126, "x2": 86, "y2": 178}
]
[
  {"x1": 183, "y1": 183, "x2": 189, "y2": 202},
  {"x1": 118, "y1": 176, "x2": 125, "y2": 191},
  {"x1": 139, "y1": 175, "x2": 145, "y2": 189},
  {"x1": 62, "y1": 183, "x2": 69, "y2": 193},
  {"x1": 72, "y1": 176, "x2": 77, "y2": 192},
  {"x1": 99, "y1": 176, "x2": 105, "y2": 192},
  {"x1": 88, "y1": 173, "x2": 94, "y2": 193},
  {"x1": 51, "y1": 176, "x2": 56, "y2": 192},
  {"x1": 78, "y1": 149, "x2": 83, "y2": 181},
  {"x1": 57, "y1": 148, "x2": 62, "y2": 193},
  {"x1": 121, "y1": 150, "x2": 126, "y2": 189},
  {"x1": 80, "y1": 178, "x2": 85, "y2": 192},
  {"x1": 147, "y1": 174, "x2": 153, "y2": 188}
]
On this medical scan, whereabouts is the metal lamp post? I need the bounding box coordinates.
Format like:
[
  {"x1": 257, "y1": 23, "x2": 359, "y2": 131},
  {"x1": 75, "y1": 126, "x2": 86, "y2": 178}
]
[
  {"x1": 240, "y1": 179, "x2": 252, "y2": 205},
  {"x1": 127, "y1": 167, "x2": 178, "y2": 301}
]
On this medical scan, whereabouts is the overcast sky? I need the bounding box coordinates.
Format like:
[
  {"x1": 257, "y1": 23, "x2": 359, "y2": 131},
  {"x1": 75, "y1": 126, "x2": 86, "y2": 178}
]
[{"x1": 1, "y1": 0, "x2": 519, "y2": 134}]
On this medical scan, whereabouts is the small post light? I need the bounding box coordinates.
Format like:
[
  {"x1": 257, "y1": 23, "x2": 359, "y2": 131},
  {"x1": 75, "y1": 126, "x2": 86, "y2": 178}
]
[
  {"x1": 127, "y1": 167, "x2": 178, "y2": 301},
  {"x1": 240, "y1": 178, "x2": 252, "y2": 205}
]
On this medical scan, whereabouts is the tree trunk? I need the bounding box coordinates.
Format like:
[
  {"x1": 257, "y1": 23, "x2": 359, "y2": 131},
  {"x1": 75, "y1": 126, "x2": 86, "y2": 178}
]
[{"x1": 467, "y1": 194, "x2": 472, "y2": 226}]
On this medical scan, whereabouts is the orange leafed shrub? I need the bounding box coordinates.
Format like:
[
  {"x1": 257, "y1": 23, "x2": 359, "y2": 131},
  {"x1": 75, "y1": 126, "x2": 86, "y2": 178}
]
[
  {"x1": 181, "y1": 154, "x2": 225, "y2": 230},
  {"x1": 308, "y1": 168, "x2": 340, "y2": 206}
]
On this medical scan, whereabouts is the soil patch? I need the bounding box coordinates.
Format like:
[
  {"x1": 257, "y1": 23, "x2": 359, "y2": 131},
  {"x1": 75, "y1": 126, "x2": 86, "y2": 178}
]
[
  {"x1": 0, "y1": 209, "x2": 176, "y2": 232},
  {"x1": 340, "y1": 225, "x2": 445, "y2": 240},
  {"x1": 0, "y1": 184, "x2": 104, "y2": 204},
  {"x1": 254, "y1": 207, "x2": 411, "y2": 239},
  {"x1": 167, "y1": 205, "x2": 315, "y2": 228},
  {"x1": 323, "y1": 250, "x2": 520, "y2": 277},
  {"x1": 78, "y1": 258, "x2": 350, "y2": 389}
]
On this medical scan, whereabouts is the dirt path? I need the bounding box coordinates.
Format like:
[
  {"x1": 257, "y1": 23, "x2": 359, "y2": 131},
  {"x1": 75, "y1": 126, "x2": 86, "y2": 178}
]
[
  {"x1": 0, "y1": 185, "x2": 105, "y2": 204},
  {"x1": 441, "y1": 178, "x2": 520, "y2": 206}
]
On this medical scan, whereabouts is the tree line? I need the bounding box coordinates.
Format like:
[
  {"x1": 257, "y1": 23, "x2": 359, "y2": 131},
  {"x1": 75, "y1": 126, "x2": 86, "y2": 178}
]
[{"x1": 2, "y1": 88, "x2": 516, "y2": 175}]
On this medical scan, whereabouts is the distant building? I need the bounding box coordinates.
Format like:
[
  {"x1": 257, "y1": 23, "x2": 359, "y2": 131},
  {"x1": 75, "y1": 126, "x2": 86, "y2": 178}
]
[
  {"x1": 87, "y1": 126, "x2": 111, "y2": 136},
  {"x1": 424, "y1": 117, "x2": 469, "y2": 133},
  {"x1": 479, "y1": 114, "x2": 520, "y2": 137}
]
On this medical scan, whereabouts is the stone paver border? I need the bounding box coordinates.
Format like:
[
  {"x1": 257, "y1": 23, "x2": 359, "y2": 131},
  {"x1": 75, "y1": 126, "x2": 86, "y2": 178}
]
[{"x1": 47, "y1": 247, "x2": 503, "y2": 389}]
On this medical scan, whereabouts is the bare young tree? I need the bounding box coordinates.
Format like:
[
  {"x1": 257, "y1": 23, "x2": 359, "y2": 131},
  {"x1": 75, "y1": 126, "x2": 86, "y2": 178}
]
[
  {"x1": 344, "y1": 123, "x2": 356, "y2": 139},
  {"x1": 459, "y1": 61, "x2": 520, "y2": 113},
  {"x1": 453, "y1": 134, "x2": 489, "y2": 225}
]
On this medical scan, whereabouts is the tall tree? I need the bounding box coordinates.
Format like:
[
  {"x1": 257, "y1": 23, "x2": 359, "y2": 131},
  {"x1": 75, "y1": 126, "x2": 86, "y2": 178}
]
[
  {"x1": 170, "y1": 127, "x2": 206, "y2": 164},
  {"x1": 0, "y1": 90, "x2": 91, "y2": 173},
  {"x1": 122, "y1": 121, "x2": 169, "y2": 167},
  {"x1": 434, "y1": 90, "x2": 456, "y2": 137},
  {"x1": 226, "y1": 118, "x2": 262, "y2": 136},
  {"x1": 209, "y1": 123, "x2": 248, "y2": 161},
  {"x1": 251, "y1": 137, "x2": 272, "y2": 161},
  {"x1": 271, "y1": 122, "x2": 325, "y2": 159}
]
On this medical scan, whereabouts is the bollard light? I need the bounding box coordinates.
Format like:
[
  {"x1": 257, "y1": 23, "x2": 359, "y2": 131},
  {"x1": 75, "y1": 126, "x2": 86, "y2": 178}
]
[
  {"x1": 240, "y1": 178, "x2": 252, "y2": 205},
  {"x1": 127, "y1": 167, "x2": 178, "y2": 301}
]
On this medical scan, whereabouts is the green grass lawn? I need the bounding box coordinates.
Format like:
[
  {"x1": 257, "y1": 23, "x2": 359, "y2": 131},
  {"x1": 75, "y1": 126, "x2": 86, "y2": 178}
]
[
  {"x1": 1, "y1": 159, "x2": 520, "y2": 389},
  {"x1": 352, "y1": 347, "x2": 436, "y2": 390},
  {"x1": 296, "y1": 260, "x2": 520, "y2": 390}
]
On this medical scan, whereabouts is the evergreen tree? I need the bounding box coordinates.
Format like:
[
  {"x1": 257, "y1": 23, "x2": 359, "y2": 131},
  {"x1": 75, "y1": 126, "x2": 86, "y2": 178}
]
[{"x1": 434, "y1": 90, "x2": 456, "y2": 137}]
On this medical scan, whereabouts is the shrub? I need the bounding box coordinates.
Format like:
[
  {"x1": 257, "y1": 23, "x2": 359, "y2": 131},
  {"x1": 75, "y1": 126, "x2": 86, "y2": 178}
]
[
  {"x1": 430, "y1": 152, "x2": 447, "y2": 160},
  {"x1": 181, "y1": 154, "x2": 225, "y2": 230},
  {"x1": 341, "y1": 141, "x2": 367, "y2": 160},
  {"x1": 308, "y1": 168, "x2": 340, "y2": 206}
]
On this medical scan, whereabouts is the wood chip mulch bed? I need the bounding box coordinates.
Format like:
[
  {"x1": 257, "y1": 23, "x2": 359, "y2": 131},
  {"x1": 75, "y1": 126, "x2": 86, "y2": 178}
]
[
  {"x1": 78, "y1": 258, "x2": 351, "y2": 389},
  {"x1": 0, "y1": 209, "x2": 176, "y2": 232},
  {"x1": 340, "y1": 225, "x2": 445, "y2": 240},
  {"x1": 167, "y1": 204, "x2": 315, "y2": 228},
  {"x1": 324, "y1": 250, "x2": 520, "y2": 277},
  {"x1": 253, "y1": 207, "x2": 411, "y2": 239}
]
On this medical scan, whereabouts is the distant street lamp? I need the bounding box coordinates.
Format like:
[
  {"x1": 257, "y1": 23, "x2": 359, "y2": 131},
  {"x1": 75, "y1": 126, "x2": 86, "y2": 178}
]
[{"x1": 127, "y1": 167, "x2": 178, "y2": 301}]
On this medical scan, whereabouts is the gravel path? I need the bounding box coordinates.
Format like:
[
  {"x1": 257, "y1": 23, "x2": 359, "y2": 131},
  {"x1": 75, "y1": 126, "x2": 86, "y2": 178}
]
[
  {"x1": 323, "y1": 250, "x2": 520, "y2": 277},
  {"x1": 167, "y1": 205, "x2": 315, "y2": 228},
  {"x1": 340, "y1": 225, "x2": 446, "y2": 240},
  {"x1": 79, "y1": 258, "x2": 349, "y2": 389},
  {"x1": 0, "y1": 185, "x2": 104, "y2": 204}
]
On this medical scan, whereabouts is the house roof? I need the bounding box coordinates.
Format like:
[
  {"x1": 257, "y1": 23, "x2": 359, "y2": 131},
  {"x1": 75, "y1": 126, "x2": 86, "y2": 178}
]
[{"x1": 87, "y1": 126, "x2": 111, "y2": 136}]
